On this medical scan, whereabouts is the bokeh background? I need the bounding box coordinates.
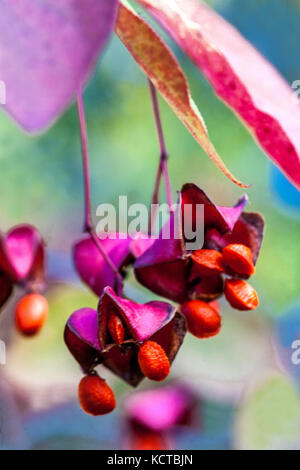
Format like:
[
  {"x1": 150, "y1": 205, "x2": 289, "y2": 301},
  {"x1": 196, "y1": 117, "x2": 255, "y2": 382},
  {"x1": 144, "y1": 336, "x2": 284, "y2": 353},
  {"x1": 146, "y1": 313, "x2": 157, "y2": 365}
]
[{"x1": 0, "y1": 0, "x2": 300, "y2": 450}]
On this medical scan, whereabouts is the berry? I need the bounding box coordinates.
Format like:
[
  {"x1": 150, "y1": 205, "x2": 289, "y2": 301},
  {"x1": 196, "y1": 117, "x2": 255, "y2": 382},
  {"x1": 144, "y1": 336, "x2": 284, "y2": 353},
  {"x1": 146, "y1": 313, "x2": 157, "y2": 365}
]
[
  {"x1": 181, "y1": 300, "x2": 221, "y2": 338},
  {"x1": 191, "y1": 249, "x2": 225, "y2": 276},
  {"x1": 138, "y1": 341, "x2": 170, "y2": 381},
  {"x1": 108, "y1": 312, "x2": 125, "y2": 344},
  {"x1": 131, "y1": 431, "x2": 167, "y2": 450},
  {"x1": 225, "y1": 278, "x2": 259, "y2": 310},
  {"x1": 78, "y1": 374, "x2": 116, "y2": 416},
  {"x1": 223, "y1": 244, "x2": 255, "y2": 276},
  {"x1": 15, "y1": 293, "x2": 48, "y2": 336}
]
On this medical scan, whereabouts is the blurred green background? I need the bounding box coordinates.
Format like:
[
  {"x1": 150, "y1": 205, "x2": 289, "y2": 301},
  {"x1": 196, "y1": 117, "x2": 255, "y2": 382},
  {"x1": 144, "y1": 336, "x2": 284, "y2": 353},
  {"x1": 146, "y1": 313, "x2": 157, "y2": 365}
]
[{"x1": 0, "y1": 0, "x2": 300, "y2": 450}]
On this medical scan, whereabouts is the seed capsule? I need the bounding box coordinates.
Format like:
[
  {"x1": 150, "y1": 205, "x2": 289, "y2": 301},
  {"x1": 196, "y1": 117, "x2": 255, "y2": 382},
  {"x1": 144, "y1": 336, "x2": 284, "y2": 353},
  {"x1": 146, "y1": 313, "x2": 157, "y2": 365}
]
[
  {"x1": 108, "y1": 312, "x2": 125, "y2": 344},
  {"x1": 78, "y1": 374, "x2": 116, "y2": 416},
  {"x1": 138, "y1": 341, "x2": 170, "y2": 381},
  {"x1": 194, "y1": 273, "x2": 224, "y2": 301},
  {"x1": 15, "y1": 293, "x2": 48, "y2": 336},
  {"x1": 191, "y1": 249, "x2": 225, "y2": 276},
  {"x1": 223, "y1": 244, "x2": 255, "y2": 276},
  {"x1": 225, "y1": 278, "x2": 259, "y2": 310},
  {"x1": 181, "y1": 300, "x2": 221, "y2": 338}
]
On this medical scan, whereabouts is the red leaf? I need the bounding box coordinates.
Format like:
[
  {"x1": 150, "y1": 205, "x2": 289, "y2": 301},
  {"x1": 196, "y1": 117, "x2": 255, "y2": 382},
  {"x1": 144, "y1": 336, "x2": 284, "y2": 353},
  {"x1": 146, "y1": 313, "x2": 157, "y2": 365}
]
[
  {"x1": 137, "y1": 0, "x2": 300, "y2": 191},
  {"x1": 115, "y1": 1, "x2": 248, "y2": 187}
]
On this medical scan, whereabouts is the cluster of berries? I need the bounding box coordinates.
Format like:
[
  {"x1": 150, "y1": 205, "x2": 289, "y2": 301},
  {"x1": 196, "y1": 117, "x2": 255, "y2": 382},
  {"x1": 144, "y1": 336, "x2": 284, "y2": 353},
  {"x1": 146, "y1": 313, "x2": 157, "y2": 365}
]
[
  {"x1": 0, "y1": 224, "x2": 48, "y2": 336},
  {"x1": 79, "y1": 339, "x2": 170, "y2": 416},
  {"x1": 65, "y1": 183, "x2": 264, "y2": 416},
  {"x1": 181, "y1": 242, "x2": 258, "y2": 339}
]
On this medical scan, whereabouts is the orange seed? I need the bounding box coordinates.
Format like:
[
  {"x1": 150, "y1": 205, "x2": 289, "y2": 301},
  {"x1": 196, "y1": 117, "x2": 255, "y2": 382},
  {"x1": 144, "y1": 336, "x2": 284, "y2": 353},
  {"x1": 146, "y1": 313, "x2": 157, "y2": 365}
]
[
  {"x1": 191, "y1": 249, "x2": 225, "y2": 276},
  {"x1": 78, "y1": 374, "x2": 116, "y2": 416},
  {"x1": 108, "y1": 312, "x2": 125, "y2": 344},
  {"x1": 223, "y1": 243, "x2": 255, "y2": 276},
  {"x1": 15, "y1": 293, "x2": 48, "y2": 336},
  {"x1": 138, "y1": 340, "x2": 170, "y2": 382},
  {"x1": 181, "y1": 300, "x2": 221, "y2": 338},
  {"x1": 225, "y1": 278, "x2": 259, "y2": 310}
]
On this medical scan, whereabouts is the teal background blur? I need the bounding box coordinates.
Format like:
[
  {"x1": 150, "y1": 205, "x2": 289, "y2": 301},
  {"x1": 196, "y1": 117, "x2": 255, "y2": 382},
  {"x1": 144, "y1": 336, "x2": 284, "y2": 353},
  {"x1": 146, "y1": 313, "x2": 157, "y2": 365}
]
[{"x1": 0, "y1": 0, "x2": 300, "y2": 450}]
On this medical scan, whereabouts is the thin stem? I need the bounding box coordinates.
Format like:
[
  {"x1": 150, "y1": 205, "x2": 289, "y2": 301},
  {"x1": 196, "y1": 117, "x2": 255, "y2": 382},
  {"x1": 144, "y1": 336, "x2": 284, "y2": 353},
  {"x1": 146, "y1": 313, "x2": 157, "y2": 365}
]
[
  {"x1": 76, "y1": 85, "x2": 123, "y2": 295},
  {"x1": 148, "y1": 80, "x2": 167, "y2": 159},
  {"x1": 148, "y1": 80, "x2": 173, "y2": 211},
  {"x1": 87, "y1": 229, "x2": 123, "y2": 296},
  {"x1": 161, "y1": 157, "x2": 173, "y2": 210},
  {"x1": 151, "y1": 162, "x2": 163, "y2": 207},
  {"x1": 77, "y1": 83, "x2": 92, "y2": 232}
]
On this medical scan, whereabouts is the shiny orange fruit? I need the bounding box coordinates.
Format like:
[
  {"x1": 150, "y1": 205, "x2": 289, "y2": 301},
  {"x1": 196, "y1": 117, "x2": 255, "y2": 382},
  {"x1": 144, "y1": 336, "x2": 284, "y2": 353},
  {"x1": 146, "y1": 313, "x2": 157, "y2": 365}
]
[
  {"x1": 138, "y1": 341, "x2": 170, "y2": 381},
  {"x1": 224, "y1": 278, "x2": 259, "y2": 310},
  {"x1": 191, "y1": 249, "x2": 225, "y2": 276},
  {"x1": 15, "y1": 293, "x2": 48, "y2": 336},
  {"x1": 223, "y1": 244, "x2": 255, "y2": 276},
  {"x1": 78, "y1": 374, "x2": 116, "y2": 416},
  {"x1": 181, "y1": 300, "x2": 221, "y2": 338}
]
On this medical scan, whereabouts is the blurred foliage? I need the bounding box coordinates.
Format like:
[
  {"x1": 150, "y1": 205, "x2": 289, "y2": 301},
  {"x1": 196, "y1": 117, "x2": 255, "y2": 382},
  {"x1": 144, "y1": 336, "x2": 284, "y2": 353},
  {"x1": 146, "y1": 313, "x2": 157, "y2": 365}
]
[
  {"x1": 236, "y1": 373, "x2": 300, "y2": 450},
  {"x1": 275, "y1": 303, "x2": 300, "y2": 389}
]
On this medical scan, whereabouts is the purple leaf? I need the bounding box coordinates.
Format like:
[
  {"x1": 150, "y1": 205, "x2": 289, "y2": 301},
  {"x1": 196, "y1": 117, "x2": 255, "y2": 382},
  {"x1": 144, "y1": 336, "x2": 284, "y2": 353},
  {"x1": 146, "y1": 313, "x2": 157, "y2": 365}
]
[{"x1": 0, "y1": 0, "x2": 119, "y2": 132}]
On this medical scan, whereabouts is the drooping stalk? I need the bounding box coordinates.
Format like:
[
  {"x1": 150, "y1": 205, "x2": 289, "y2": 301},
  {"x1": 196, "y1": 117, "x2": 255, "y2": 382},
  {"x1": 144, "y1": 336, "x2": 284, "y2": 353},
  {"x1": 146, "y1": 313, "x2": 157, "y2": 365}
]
[
  {"x1": 148, "y1": 80, "x2": 173, "y2": 232},
  {"x1": 77, "y1": 83, "x2": 93, "y2": 232},
  {"x1": 76, "y1": 84, "x2": 123, "y2": 295}
]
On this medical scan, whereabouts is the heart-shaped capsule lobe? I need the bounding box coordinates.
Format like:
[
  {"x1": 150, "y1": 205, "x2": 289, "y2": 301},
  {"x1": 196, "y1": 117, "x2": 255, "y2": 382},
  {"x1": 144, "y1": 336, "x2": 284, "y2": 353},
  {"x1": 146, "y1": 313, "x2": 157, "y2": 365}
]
[
  {"x1": 225, "y1": 278, "x2": 259, "y2": 310},
  {"x1": 138, "y1": 341, "x2": 170, "y2": 382},
  {"x1": 0, "y1": 225, "x2": 45, "y2": 283},
  {"x1": 78, "y1": 374, "x2": 116, "y2": 416},
  {"x1": 15, "y1": 293, "x2": 48, "y2": 336},
  {"x1": 223, "y1": 243, "x2": 255, "y2": 276},
  {"x1": 181, "y1": 300, "x2": 221, "y2": 338}
]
